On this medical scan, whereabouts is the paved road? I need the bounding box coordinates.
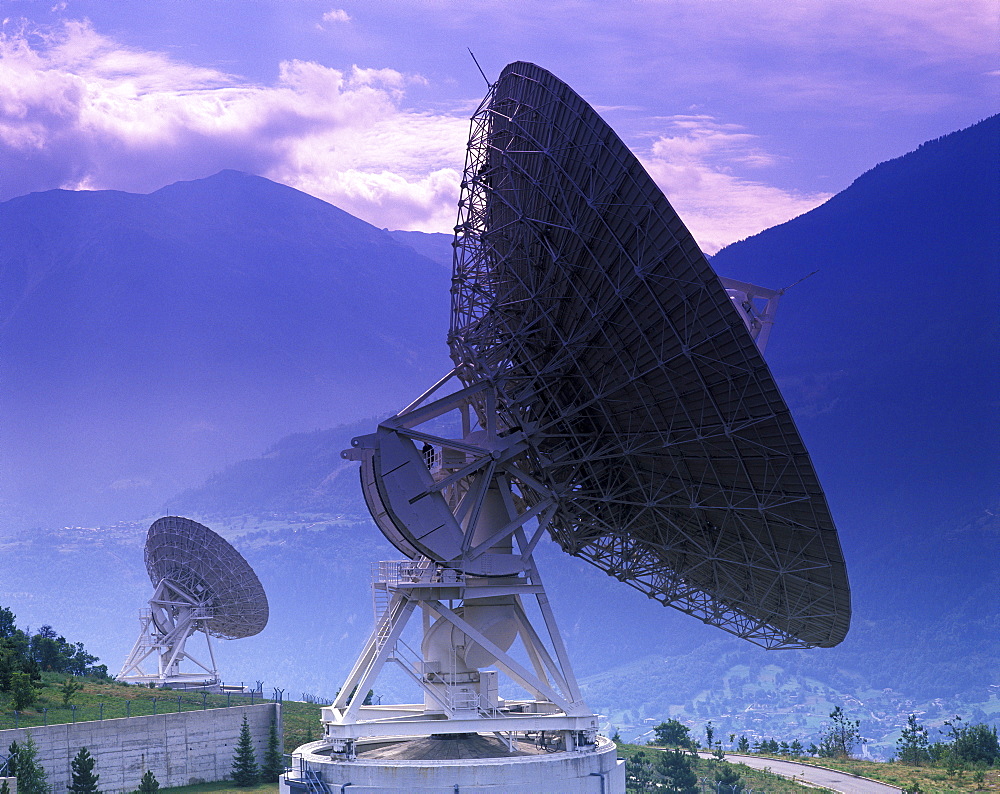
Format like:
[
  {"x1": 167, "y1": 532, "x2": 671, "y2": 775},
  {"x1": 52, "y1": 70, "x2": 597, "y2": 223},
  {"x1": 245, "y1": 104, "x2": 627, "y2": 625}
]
[{"x1": 697, "y1": 753, "x2": 902, "y2": 793}]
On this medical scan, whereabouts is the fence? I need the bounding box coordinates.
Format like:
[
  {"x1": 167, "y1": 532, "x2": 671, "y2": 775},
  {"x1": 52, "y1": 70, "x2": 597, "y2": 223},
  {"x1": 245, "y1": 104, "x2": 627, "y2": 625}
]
[
  {"x1": 0, "y1": 686, "x2": 288, "y2": 732},
  {"x1": 300, "y1": 693, "x2": 334, "y2": 706}
]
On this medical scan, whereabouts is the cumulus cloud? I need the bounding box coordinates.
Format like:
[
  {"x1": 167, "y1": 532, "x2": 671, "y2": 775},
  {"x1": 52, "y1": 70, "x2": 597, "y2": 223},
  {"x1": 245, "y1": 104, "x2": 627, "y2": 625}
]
[
  {"x1": 0, "y1": 17, "x2": 837, "y2": 244},
  {"x1": 0, "y1": 19, "x2": 465, "y2": 229},
  {"x1": 321, "y1": 9, "x2": 352, "y2": 24},
  {"x1": 639, "y1": 117, "x2": 832, "y2": 254}
]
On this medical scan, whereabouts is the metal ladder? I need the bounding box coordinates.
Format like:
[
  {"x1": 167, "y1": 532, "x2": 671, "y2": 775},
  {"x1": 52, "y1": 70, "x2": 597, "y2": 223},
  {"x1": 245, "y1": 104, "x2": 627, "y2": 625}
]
[{"x1": 302, "y1": 768, "x2": 331, "y2": 794}]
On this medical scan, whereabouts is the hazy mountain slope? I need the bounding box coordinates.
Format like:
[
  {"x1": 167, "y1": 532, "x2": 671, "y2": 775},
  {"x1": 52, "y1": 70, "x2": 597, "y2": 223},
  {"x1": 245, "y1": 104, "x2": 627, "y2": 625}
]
[
  {"x1": 707, "y1": 115, "x2": 1000, "y2": 706},
  {"x1": 0, "y1": 172, "x2": 452, "y2": 525},
  {"x1": 711, "y1": 115, "x2": 999, "y2": 544},
  {"x1": 388, "y1": 230, "x2": 453, "y2": 268},
  {"x1": 165, "y1": 420, "x2": 378, "y2": 519}
]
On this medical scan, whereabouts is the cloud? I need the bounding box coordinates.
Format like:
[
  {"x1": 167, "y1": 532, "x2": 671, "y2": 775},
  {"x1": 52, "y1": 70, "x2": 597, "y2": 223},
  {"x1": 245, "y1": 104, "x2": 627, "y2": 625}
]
[
  {"x1": 0, "y1": 19, "x2": 465, "y2": 230},
  {"x1": 639, "y1": 117, "x2": 832, "y2": 254},
  {"x1": 402, "y1": 0, "x2": 995, "y2": 122},
  {"x1": 321, "y1": 9, "x2": 351, "y2": 24},
  {"x1": 0, "y1": 17, "x2": 836, "y2": 244}
]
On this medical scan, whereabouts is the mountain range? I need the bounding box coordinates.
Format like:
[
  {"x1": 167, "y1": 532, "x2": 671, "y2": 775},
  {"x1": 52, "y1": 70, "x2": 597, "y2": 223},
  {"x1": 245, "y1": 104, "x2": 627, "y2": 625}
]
[
  {"x1": 0, "y1": 115, "x2": 996, "y2": 758},
  {"x1": 0, "y1": 171, "x2": 451, "y2": 525}
]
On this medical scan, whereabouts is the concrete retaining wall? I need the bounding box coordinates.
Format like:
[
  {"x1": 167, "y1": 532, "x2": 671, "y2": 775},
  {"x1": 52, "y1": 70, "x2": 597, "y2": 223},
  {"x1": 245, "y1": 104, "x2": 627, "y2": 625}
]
[{"x1": 0, "y1": 703, "x2": 280, "y2": 793}]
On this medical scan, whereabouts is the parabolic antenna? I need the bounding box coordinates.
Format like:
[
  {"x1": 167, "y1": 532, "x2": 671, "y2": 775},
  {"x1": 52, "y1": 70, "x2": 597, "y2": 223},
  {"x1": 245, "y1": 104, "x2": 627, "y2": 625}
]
[
  {"x1": 298, "y1": 62, "x2": 849, "y2": 791},
  {"x1": 119, "y1": 516, "x2": 268, "y2": 687},
  {"x1": 449, "y1": 61, "x2": 850, "y2": 650}
]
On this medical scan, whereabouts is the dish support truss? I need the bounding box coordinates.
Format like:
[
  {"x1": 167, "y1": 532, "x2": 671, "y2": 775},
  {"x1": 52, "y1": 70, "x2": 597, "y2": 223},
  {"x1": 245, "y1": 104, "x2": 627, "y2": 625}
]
[
  {"x1": 719, "y1": 277, "x2": 782, "y2": 354},
  {"x1": 118, "y1": 578, "x2": 220, "y2": 687},
  {"x1": 327, "y1": 373, "x2": 599, "y2": 756},
  {"x1": 447, "y1": 62, "x2": 850, "y2": 649}
]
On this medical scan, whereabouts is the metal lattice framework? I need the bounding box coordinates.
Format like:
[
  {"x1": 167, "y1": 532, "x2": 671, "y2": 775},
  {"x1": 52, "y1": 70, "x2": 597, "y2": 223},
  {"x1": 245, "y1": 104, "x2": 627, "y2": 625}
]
[
  {"x1": 449, "y1": 61, "x2": 850, "y2": 649},
  {"x1": 145, "y1": 516, "x2": 268, "y2": 639}
]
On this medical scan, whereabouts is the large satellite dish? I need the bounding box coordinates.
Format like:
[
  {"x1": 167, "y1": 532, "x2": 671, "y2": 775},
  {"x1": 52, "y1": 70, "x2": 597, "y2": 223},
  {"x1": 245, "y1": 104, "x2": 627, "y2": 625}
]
[
  {"x1": 449, "y1": 61, "x2": 850, "y2": 650},
  {"x1": 300, "y1": 62, "x2": 849, "y2": 791},
  {"x1": 119, "y1": 516, "x2": 268, "y2": 687}
]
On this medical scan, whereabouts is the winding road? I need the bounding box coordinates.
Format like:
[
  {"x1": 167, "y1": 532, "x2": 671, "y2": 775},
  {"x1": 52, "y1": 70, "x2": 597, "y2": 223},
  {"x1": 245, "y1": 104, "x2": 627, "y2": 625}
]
[{"x1": 697, "y1": 753, "x2": 903, "y2": 793}]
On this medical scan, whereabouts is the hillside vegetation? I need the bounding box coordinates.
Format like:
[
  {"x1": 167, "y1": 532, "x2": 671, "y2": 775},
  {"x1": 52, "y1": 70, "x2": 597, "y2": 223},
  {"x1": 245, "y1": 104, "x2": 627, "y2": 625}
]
[{"x1": 0, "y1": 673, "x2": 323, "y2": 753}]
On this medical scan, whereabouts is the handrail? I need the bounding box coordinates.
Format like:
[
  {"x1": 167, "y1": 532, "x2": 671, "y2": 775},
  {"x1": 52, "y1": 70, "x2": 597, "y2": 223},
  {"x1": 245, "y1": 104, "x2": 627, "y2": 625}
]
[{"x1": 302, "y1": 766, "x2": 331, "y2": 794}]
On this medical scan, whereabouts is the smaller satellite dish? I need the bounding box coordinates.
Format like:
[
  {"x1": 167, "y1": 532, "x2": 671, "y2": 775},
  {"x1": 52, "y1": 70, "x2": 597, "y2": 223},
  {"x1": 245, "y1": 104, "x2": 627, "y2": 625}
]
[{"x1": 119, "y1": 516, "x2": 268, "y2": 687}]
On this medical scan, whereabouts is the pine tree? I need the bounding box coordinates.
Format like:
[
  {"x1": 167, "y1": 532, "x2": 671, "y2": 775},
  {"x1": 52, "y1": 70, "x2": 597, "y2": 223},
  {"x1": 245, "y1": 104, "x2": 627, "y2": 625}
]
[
  {"x1": 260, "y1": 720, "x2": 283, "y2": 783},
  {"x1": 818, "y1": 706, "x2": 863, "y2": 759},
  {"x1": 627, "y1": 750, "x2": 657, "y2": 790},
  {"x1": 10, "y1": 671, "x2": 37, "y2": 711},
  {"x1": 897, "y1": 714, "x2": 931, "y2": 765},
  {"x1": 714, "y1": 761, "x2": 743, "y2": 793},
  {"x1": 654, "y1": 719, "x2": 693, "y2": 748},
  {"x1": 14, "y1": 733, "x2": 49, "y2": 794},
  {"x1": 7, "y1": 740, "x2": 19, "y2": 778},
  {"x1": 231, "y1": 715, "x2": 259, "y2": 787},
  {"x1": 136, "y1": 770, "x2": 158, "y2": 794},
  {"x1": 656, "y1": 748, "x2": 698, "y2": 794},
  {"x1": 61, "y1": 678, "x2": 84, "y2": 707},
  {"x1": 947, "y1": 720, "x2": 1000, "y2": 767},
  {"x1": 68, "y1": 747, "x2": 99, "y2": 794}
]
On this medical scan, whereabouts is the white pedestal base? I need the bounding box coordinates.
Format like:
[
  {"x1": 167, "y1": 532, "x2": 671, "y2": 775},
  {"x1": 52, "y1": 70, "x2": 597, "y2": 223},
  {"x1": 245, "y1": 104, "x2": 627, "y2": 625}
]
[{"x1": 282, "y1": 735, "x2": 625, "y2": 793}]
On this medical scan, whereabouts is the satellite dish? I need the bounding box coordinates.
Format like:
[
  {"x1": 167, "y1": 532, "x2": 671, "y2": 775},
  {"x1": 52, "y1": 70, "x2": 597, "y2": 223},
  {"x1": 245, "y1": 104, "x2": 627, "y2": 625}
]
[
  {"x1": 449, "y1": 61, "x2": 850, "y2": 650},
  {"x1": 119, "y1": 516, "x2": 268, "y2": 687},
  {"x1": 304, "y1": 62, "x2": 849, "y2": 788}
]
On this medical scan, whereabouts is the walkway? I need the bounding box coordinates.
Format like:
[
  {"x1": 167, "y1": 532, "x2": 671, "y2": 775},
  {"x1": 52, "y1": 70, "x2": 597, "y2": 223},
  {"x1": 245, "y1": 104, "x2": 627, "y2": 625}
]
[{"x1": 697, "y1": 752, "x2": 902, "y2": 793}]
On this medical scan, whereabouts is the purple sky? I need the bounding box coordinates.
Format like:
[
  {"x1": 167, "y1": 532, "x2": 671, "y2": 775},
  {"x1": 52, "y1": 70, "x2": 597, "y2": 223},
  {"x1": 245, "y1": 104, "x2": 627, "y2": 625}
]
[{"x1": 1, "y1": 0, "x2": 996, "y2": 252}]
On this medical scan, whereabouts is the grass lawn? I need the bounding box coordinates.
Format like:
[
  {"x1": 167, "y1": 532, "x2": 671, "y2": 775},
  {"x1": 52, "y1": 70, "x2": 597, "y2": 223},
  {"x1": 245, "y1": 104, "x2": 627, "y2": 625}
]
[
  {"x1": 0, "y1": 673, "x2": 324, "y2": 753},
  {"x1": 159, "y1": 783, "x2": 279, "y2": 794}
]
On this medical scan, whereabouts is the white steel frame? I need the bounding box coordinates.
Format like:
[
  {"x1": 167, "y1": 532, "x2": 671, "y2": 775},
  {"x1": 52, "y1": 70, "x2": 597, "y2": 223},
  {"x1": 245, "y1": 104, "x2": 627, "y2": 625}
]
[
  {"x1": 118, "y1": 578, "x2": 220, "y2": 686},
  {"x1": 328, "y1": 374, "x2": 599, "y2": 755},
  {"x1": 718, "y1": 277, "x2": 782, "y2": 354}
]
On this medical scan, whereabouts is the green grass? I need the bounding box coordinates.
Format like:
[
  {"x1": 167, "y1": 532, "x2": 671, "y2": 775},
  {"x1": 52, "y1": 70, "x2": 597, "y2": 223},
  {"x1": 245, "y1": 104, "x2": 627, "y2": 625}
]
[
  {"x1": 1, "y1": 673, "x2": 324, "y2": 753},
  {"x1": 158, "y1": 783, "x2": 279, "y2": 794},
  {"x1": 278, "y1": 700, "x2": 324, "y2": 752},
  {"x1": 617, "y1": 743, "x2": 834, "y2": 793}
]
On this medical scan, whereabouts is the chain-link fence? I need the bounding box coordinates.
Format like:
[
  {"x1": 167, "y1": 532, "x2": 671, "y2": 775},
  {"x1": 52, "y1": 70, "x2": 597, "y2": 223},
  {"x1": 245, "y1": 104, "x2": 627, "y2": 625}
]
[{"x1": 0, "y1": 685, "x2": 287, "y2": 731}]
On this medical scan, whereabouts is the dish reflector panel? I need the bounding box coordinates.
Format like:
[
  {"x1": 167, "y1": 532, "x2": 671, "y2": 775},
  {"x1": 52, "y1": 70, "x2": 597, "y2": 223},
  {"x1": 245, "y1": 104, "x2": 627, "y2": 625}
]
[
  {"x1": 145, "y1": 516, "x2": 268, "y2": 640},
  {"x1": 449, "y1": 61, "x2": 850, "y2": 649}
]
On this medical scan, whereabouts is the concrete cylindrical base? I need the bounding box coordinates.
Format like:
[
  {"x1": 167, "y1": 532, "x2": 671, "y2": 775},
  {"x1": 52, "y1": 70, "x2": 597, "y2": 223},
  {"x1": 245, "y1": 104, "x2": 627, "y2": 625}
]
[{"x1": 282, "y1": 735, "x2": 625, "y2": 793}]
